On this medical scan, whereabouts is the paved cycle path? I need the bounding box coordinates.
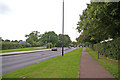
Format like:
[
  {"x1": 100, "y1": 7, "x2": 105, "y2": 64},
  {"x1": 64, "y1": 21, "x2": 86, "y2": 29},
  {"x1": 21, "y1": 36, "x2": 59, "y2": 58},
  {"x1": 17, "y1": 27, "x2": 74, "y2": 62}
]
[{"x1": 79, "y1": 48, "x2": 116, "y2": 79}]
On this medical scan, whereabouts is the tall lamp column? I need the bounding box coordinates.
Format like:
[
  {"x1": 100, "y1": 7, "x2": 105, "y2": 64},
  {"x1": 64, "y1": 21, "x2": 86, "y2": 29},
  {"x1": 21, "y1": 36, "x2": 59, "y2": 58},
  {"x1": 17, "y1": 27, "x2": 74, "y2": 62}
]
[{"x1": 62, "y1": 0, "x2": 64, "y2": 56}]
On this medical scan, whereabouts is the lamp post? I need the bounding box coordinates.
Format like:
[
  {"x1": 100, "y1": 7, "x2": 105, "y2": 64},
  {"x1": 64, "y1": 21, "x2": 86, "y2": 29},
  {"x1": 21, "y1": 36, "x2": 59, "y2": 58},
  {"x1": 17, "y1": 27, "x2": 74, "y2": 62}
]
[
  {"x1": 62, "y1": 0, "x2": 64, "y2": 56},
  {"x1": 49, "y1": 36, "x2": 50, "y2": 48}
]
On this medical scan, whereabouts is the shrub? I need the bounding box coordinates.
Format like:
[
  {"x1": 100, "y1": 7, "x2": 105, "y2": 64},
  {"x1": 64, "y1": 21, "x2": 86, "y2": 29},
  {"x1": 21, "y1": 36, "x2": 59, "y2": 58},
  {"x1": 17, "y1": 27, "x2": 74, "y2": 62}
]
[
  {"x1": 2, "y1": 42, "x2": 31, "y2": 50},
  {"x1": 90, "y1": 37, "x2": 120, "y2": 60},
  {"x1": 46, "y1": 43, "x2": 53, "y2": 48}
]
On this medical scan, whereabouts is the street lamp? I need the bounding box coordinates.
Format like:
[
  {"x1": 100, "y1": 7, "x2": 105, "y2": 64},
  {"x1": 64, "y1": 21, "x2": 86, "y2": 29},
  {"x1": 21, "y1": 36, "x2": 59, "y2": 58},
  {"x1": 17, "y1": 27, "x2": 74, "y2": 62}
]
[
  {"x1": 62, "y1": 0, "x2": 64, "y2": 56},
  {"x1": 49, "y1": 36, "x2": 50, "y2": 48}
]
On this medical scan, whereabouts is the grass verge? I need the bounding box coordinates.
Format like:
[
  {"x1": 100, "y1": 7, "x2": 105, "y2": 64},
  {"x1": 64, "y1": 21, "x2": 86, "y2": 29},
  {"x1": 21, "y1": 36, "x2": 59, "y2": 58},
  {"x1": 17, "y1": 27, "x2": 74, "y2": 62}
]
[
  {"x1": 1, "y1": 47, "x2": 46, "y2": 53},
  {"x1": 2, "y1": 48, "x2": 82, "y2": 78},
  {"x1": 86, "y1": 48, "x2": 118, "y2": 80}
]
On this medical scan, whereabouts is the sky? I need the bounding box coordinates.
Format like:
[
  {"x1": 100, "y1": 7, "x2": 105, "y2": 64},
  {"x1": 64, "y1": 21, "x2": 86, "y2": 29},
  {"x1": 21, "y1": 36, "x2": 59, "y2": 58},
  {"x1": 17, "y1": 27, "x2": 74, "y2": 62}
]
[{"x1": 0, "y1": 0, "x2": 90, "y2": 41}]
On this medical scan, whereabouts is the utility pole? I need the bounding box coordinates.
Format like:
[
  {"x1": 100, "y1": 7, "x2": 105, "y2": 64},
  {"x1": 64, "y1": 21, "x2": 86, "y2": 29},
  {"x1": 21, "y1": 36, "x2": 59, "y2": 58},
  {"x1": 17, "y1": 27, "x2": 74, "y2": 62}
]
[
  {"x1": 49, "y1": 36, "x2": 50, "y2": 48},
  {"x1": 62, "y1": 0, "x2": 64, "y2": 56}
]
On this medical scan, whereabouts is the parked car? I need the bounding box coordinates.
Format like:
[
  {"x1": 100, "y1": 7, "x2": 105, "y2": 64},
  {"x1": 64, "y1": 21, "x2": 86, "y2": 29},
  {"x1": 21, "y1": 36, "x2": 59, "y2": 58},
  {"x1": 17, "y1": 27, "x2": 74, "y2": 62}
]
[{"x1": 51, "y1": 48, "x2": 57, "y2": 51}]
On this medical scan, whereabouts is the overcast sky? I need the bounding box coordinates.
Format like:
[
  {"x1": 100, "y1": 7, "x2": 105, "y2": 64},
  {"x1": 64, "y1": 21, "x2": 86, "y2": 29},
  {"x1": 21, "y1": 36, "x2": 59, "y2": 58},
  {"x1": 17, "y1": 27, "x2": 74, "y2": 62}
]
[{"x1": 0, "y1": 0, "x2": 90, "y2": 41}]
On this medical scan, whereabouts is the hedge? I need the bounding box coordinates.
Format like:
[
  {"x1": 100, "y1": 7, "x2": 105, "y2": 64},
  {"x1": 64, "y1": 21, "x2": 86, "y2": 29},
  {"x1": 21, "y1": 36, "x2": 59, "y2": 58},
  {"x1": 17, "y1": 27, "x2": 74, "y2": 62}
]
[
  {"x1": 90, "y1": 37, "x2": 120, "y2": 60},
  {"x1": 2, "y1": 42, "x2": 31, "y2": 50}
]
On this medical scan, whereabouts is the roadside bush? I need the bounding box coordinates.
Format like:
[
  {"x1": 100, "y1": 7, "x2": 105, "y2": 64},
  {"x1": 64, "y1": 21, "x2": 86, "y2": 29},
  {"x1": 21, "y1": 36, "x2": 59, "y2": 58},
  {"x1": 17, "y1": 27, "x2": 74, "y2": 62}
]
[
  {"x1": 90, "y1": 37, "x2": 120, "y2": 60},
  {"x1": 2, "y1": 42, "x2": 31, "y2": 50},
  {"x1": 46, "y1": 43, "x2": 54, "y2": 48},
  {"x1": 31, "y1": 42, "x2": 42, "y2": 47},
  {"x1": 20, "y1": 43, "x2": 31, "y2": 48}
]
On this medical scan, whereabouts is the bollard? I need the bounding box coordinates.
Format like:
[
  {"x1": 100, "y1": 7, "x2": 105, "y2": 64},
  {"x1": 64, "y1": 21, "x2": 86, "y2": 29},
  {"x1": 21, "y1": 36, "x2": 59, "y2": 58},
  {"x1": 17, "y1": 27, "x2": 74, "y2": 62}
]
[{"x1": 97, "y1": 51, "x2": 99, "y2": 59}]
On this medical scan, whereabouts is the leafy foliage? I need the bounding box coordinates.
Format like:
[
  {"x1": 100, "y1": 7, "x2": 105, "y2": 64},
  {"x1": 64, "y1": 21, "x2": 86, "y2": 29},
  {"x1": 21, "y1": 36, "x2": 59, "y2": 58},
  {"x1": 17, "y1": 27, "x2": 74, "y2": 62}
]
[
  {"x1": 40, "y1": 31, "x2": 71, "y2": 47},
  {"x1": 40, "y1": 31, "x2": 58, "y2": 46},
  {"x1": 46, "y1": 43, "x2": 54, "y2": 48},
  {"x1": 77, "y1": 2, "x2": 120, "y2": 43},
  {"x1": 76, "y1": 2, "x2": 120, "y2": 60},
  {"x1": 2, "y1": 31, "x2": 72, "y2": 50},
  {"x1": 56, "y1": 34, "x2": 71, "y2": 47},
  {"x1": 25, "y1": 31, "x2": 41, "y2": 45},
  {"x1": 2, "y1": 42, "x2": 31, "y2": 50},
  {"x1": 90, "y1": 37, "x2": 120, "y2": 60}
]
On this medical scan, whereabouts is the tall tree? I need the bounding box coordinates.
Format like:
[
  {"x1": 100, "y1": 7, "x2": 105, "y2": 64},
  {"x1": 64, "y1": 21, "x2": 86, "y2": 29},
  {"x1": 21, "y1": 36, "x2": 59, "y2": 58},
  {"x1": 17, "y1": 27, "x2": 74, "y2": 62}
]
[
  {"x1": 77, "y1": 2, "x2": 120, "y2": 44},
  {"x1": 56, "y1": 34, "x2": 71, "y2": 47},
  {"x1": 40, "y1": 31, "x2": 58, "y2": 46},
  {"x1": 25, "y1": 31, "x2": 40, "y2": 45}
]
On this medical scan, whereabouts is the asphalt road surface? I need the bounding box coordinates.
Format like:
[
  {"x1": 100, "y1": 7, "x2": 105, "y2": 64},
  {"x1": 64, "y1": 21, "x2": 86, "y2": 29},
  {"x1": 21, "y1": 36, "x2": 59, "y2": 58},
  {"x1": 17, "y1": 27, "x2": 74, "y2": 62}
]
[{"x1": 2, "y1": 47, "x2": 78, "y2": 75}]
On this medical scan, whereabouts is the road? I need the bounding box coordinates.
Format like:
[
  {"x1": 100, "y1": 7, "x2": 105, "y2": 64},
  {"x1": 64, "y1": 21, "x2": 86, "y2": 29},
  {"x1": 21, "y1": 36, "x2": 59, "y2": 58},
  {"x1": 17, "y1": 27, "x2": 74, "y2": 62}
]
[{"x1": 2, "y1": 47, "x2": 78, "y2": 75}]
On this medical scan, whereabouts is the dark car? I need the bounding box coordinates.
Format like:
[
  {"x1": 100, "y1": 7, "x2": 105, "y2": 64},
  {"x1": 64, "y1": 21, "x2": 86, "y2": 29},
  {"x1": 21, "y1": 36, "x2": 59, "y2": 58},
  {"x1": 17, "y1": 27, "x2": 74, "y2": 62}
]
[{"x1": 51, "y1": 48, "x2": 57, "y2": 51}]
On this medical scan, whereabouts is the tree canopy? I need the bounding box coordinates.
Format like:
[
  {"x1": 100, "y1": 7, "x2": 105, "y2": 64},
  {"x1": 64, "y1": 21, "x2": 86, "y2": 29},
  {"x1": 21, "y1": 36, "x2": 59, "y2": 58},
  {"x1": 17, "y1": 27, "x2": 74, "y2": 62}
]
[
  {"x1": 76, "y1": 2, "x2": 120, "y2": 44},
  {"x1": 25, "y1": 31, "x2": 41, "y2": 45},
  {"x1": 25, "y1": 31, "x2": 72, "y2": 47},
  {"x1": 56, "y1": 34, "x2": 71, "y2": 47},
  {"x1": 40, "y1": 31, "x2": 58, "y2": 46}
]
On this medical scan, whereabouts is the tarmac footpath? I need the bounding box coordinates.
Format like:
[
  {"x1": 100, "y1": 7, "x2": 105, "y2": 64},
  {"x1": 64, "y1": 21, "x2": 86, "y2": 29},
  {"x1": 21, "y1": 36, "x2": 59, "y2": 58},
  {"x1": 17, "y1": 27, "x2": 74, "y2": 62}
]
[{"x1": 79, "y1": 48, "x2": 116, "y2": 80}]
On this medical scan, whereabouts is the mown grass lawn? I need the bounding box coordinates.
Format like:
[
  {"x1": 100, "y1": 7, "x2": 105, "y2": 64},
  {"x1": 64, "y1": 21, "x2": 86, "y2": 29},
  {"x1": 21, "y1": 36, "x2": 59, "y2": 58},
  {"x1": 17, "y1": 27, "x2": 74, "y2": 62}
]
[
  {"x1": 2, "y1": 47, "x2": 46, "y2": 53},
  {"x1": 2, "y1": 48, "x2": 82, "y2": 79},
  {"x1": 86, "y1": 48, "x2": 119, "y2": 80}
]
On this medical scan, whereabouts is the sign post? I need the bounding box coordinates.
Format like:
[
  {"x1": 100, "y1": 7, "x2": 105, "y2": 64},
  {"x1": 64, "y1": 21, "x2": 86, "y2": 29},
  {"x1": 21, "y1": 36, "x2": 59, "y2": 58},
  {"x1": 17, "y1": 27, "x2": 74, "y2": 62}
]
[{"x1": 97, "y1": 51, "x2": 99, "y2": 59}]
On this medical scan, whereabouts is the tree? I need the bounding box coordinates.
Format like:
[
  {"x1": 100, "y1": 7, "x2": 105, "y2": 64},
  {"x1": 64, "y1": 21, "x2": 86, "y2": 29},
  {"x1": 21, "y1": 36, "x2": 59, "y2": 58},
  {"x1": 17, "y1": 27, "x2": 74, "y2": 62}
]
[
  {"x1": 76, "y1": 2, "x2": 120, "y2": 44},
  {"x1": 11, "y1": 40, "x2": 19, "y2": 43},
  {"x1": 46, "y1": 43, "x2": 54, "y2": 48},
  {"x1": 5, "y1": 39, "x2": 10, "y2": 42},
  {"x1": 40, "y1": 31, "x2": 58, "y2": 46},
  {"x1": 25, "y1": 31, "x2": 41, "y2": 46},
  {"x1": 25, "y1": 31, "x2": 72, "y2": 47},
  {"x1": 56, "y1": 34, "x2": 71, "y2": 47},
  {"x1": 71, "y1": 41, "x2": 77, "y2": 47},
  {"x1": 63, "y1": 35, "x2": 71, "y2": 47}
]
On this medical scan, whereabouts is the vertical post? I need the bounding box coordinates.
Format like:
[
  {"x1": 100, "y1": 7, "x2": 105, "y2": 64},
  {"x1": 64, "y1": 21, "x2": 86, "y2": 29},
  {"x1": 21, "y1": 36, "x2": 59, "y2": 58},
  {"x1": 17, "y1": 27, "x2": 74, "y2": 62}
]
[
  {"x1": 62, "y1": 0, "x2": 64, "y2": 56},
  {"x1": 97, "y1": 51, "x2": 99, "y2": 59},
  {"x1": 49, "y1": 36, "x2": 50, "y2": 48}
]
